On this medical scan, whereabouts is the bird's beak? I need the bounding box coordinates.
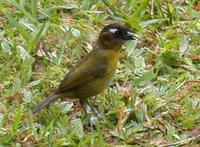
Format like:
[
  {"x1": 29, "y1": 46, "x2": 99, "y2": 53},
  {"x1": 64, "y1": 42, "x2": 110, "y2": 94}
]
[{"x1": 125, "y1": 31, "x2": 139, "y2": 40}]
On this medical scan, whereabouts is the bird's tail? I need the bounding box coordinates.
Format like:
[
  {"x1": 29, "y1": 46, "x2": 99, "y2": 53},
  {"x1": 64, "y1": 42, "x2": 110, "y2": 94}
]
[{"x1": 31, "y1": 93, "x2": 60, "y2": 114}]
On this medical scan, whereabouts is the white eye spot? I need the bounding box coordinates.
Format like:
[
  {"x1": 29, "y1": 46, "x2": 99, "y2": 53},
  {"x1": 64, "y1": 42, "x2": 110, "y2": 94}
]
[{"x1": 109, "y1": 28, "x2": 118, "y2": 33}]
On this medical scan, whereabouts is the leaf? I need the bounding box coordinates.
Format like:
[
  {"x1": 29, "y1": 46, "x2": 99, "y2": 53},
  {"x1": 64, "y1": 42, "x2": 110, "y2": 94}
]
[
  {"x1": 50, "y1": 4, "x2": 78, "y2": 11},
  {"x1": 0, "y1": 133, "x2": 12, "y2": 144},
  {"x1": 0, "y1": 115, "x2": 4, "y2": 128},
  {"x1": 134, "y1": 56, "x2": 145, "y2": 69},
  {"x1": 135, "y1": 104, "x2": 147, "y2": 123},
  {"x1": 179, "y1": 35, "x2": 189, "y2": 56},
  {"x1": 54, "y1": 34, "x2": 68, "y2": 65},
  {"x1": 161, "y1": 50, "x2": 183, "y2": 68},
  {"x1": 3, "y1": 10, "x2": 17, "y2": 26},
  {"x1": 163, "y1": 38, "x2": 179, "y2": 50},
  {"x1": 60, "y1": 25, "x2": 80, "y2": 36},
  {"x1": 126, "y1": 18, "x2": 142, "y2": 31},
  {"x1": 27, "y1": 111, "x2": 34, "y2": 131},
  {"x1": 12, "y1": 106, "x2": 24, "y2": 134},
  {"x1": 131, "y1": 0, "x2": 150, "y2": 19},
  {"x1": 17, "y1": 45, "x2": 31, "y2": 60},
  {"x1": 59, "y1": 101, "x2": 74, "y2": 113},
  {"x1": 12, "y1": 78, "x2": 22, "y2": 94},
  {"x1": 20, "y1": 57, "x2": 34, "y2": 85},
  {"x1": 133, "y1": 71, "x2": 155, "y2": 86},
  {"x1": 166, "y1": 124, "x2": 180, "y2": 141},
  {"x1": 116, "y1": 100, "x2": 125, "y2": 108},
  {"x1": 155, "y1": 0, "x2": 165, "y2": 18},
  {"x1": 126, "y1": 40, "x2": 137, "y2": 56},
  {"x1": 28, "y1": 22, "x2": 49, "y2": 52},
  {"x1": 27, "y1": 80, "x2": 41, "y2": 87},
  {"x1": 31, "y1": 0, "x2": 37, "y2": 18},
  {"x1": 141, "y1": 19, "x2": 164, "y2": 27},
  {"x1": 7, "y1": 0, "x2": 35, "y2": 22},
  {"x1": 96, "y1": 124, "x2": 107, "y2": 146},
  {"x1": 116, "y1": 107, "x2": 125, "y2": 131},
  {"x1": 1, "y1": 40, "x2": 11, "y2": 54},
  {"x1": 19, "y1": 19, "x2": 37, "y2": 32},
  {"x1": 71, "y1": 118, "x2": 84, "y2": 139},
  {"x1": 182, "y1": 117, "x2": 195, "y2": 128},
  {"x1": 21, "y1": 89, "x2": 33, "y2": 103}
]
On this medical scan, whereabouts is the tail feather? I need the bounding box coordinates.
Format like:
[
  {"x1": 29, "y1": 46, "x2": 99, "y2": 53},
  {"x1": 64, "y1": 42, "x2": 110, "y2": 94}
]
[{"x1": 31, "y1": 93, "x2": 60, "y2": 114}]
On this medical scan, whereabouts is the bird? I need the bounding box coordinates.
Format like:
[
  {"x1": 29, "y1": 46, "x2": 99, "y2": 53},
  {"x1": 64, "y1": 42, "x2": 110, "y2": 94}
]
[{"x1": 32, "y1": 23, "x2": 137, "y2": 114}]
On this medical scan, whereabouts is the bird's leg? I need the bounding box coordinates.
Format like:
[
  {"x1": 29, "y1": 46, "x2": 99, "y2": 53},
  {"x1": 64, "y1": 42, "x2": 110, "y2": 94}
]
[
  {"x1": 80, "y1": 99, "x2": 105, "y2": 124},
  {"x1": 79, "y1": 99, "x2": 89, "y2": 116},
  {"x1": 85, "y1": 99, "x2": 106, "y2": 119},
  {"x1": 79, "y1": 99, "x2": 98, "y2": 126},
  {"x1": 85, "y1": 100, "x2": 99, "y2": 117},
  {"x1": 79, "y1": 99, "x2": 98, "y2": 116}
]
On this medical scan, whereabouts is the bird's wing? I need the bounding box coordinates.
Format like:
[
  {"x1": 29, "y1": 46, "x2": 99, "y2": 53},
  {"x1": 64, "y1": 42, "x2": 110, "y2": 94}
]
[{"x1": 56, "y1": 56, "x2": 108, "y2": 93}]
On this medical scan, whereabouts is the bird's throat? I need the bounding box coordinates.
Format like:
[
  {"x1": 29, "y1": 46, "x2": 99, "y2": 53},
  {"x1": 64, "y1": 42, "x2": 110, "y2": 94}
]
[{"x1": 97, "y1": 40, "x2": 124, "y2": 51}]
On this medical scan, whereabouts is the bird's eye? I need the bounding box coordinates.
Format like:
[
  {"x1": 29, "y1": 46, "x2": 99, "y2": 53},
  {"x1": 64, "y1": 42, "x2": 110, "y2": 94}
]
[{"x1": 108, "y1": 28, "x2": 118, "y2": 34}]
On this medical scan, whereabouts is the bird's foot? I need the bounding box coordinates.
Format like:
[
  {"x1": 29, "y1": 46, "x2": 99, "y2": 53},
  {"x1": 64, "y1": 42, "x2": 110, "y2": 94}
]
[{"x1": 79, "y1": 99, "x2": 106, "y2": 127}]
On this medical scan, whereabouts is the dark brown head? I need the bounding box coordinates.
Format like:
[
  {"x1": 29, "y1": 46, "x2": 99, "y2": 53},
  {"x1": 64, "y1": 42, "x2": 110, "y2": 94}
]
[{"x1": 97, "y1": 23, "x2": 137, "y2": 50}]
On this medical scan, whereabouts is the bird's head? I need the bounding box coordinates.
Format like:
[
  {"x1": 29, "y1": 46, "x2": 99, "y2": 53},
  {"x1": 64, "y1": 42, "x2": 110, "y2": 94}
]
[{"x1": 97, "y1": 23, "x2": 137, "y2": 50}]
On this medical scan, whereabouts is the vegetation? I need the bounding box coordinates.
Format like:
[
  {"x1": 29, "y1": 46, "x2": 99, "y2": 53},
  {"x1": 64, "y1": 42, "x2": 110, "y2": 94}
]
[{"x1": 0, "y1": 0, "x2": 200, "y2": 146}]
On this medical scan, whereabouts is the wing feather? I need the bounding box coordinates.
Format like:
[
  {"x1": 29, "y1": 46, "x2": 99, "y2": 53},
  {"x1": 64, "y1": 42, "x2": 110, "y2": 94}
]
[{"x1": 56, "y1": 54, "x2": 108, "y2": 93}]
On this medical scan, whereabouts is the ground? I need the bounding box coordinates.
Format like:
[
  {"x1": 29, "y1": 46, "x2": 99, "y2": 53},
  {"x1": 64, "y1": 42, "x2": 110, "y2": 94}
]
[{"x1": 0, "y1": 0, "x2": 200, "y2": 146}]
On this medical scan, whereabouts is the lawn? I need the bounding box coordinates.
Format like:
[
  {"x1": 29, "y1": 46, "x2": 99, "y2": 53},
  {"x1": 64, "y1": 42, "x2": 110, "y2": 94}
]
[{"x1": 0, "y1": 0, "x2": 200, "y2": 146}]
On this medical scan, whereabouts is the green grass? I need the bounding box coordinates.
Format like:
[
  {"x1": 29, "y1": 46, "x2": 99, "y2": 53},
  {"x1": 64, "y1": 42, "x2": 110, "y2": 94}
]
[{"x1": 0, "y1": 0, "x2": 200, "y2": 146}]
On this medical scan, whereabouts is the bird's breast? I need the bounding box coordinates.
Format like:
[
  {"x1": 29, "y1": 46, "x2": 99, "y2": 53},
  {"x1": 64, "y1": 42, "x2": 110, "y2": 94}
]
[{"x1": 73, "y1": 49, "x2": 120, "y2": 98}]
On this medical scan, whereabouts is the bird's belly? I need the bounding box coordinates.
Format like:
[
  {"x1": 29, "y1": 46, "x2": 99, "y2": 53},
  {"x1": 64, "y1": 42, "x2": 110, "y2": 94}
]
[{"x1": 73, "y1": 70, "x2": 115, "y2": 98}]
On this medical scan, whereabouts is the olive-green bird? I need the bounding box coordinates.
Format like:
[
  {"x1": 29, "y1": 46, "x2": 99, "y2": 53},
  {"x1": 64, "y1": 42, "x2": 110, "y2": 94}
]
[{"x1": 32, "y1": 23, "x2": 137, "y2": 114}]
